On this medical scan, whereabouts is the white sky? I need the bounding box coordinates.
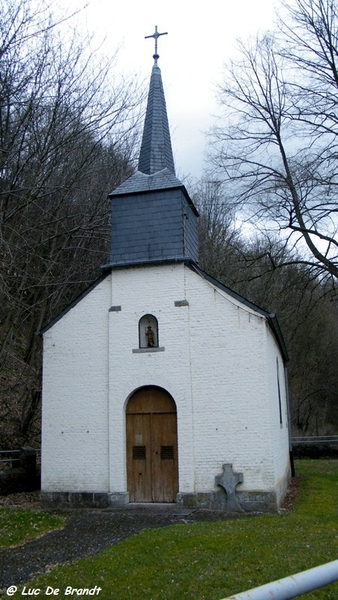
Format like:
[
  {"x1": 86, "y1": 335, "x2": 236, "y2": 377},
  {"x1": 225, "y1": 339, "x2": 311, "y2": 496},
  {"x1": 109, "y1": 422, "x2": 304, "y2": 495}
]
[{"x1": 74, "y1": 0, "x2": 279, "y2": 179}]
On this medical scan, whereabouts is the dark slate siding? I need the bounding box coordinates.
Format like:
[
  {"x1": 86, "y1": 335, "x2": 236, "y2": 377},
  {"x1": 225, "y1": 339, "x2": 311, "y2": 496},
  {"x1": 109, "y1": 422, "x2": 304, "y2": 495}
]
[
  {"x1": 110, "y1": 188, "x2": 198, "y2": 266},
  {"x1": 183, "y1": 199, "x2": 199, "y2": 263}
]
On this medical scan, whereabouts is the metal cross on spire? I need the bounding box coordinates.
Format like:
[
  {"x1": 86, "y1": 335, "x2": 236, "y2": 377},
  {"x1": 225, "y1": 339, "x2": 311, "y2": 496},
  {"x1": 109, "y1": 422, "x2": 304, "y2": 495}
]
[{"x1": 145, "y1": 26, "x2": 168, "y2": 62}]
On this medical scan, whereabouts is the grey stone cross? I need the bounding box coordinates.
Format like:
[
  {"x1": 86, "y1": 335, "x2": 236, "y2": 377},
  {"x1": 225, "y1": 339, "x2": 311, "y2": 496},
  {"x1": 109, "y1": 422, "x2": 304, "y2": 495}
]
[
  {"x1": 145, "y1": 26, "x2": 168, "y2": 61},
  {"x1": 215, "y1": 463, "x2": 244, "y2": 512}
]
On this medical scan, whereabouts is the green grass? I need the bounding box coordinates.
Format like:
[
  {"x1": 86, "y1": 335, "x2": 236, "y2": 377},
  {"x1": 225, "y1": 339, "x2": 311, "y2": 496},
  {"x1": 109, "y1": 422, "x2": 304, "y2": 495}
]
[
  {"x1": 0, "y1": 507, "x2": 64, "y2": 547},
  {"x1": 21, "y1": 461, "x2": 338, "y2": 598}
]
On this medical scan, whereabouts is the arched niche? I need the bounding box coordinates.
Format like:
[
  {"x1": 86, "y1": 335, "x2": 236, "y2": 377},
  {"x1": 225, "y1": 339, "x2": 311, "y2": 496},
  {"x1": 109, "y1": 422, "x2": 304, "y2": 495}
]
[{"x1": 139, "y1": 314, "x2": 158, "y2": 348}]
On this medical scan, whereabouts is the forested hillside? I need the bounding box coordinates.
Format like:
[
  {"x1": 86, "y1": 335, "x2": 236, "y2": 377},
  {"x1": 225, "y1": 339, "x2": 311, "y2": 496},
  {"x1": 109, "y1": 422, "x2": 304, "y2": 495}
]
[
  {"x1": 195, "y1": 180, "x2": 338, "y2": 436},
  {"x1": 1, "y1": 0, "x2": 338, "y2": 448},
  {"x1": 204, "y1": 0, "x2": 338, "y2": 435},
  {"x1": 0, "y1": 0, "x2": 140, "y2": 446}
]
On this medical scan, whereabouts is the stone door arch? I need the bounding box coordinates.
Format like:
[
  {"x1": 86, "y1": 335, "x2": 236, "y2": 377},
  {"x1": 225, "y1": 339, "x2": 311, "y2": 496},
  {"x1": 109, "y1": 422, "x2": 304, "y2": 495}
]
[{"x1": 126, "y1": 386, "x2": 178, "y2": 502}]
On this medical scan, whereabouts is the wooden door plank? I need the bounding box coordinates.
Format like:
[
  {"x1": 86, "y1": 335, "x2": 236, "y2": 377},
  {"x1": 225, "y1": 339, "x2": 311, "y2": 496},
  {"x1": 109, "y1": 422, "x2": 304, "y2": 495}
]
[
  {"x1": 126, "y1": 413, "x2": 152, "y2": 502},
  {"x1": 151, "y1": 412, "x2": 178, "y2": 502}
]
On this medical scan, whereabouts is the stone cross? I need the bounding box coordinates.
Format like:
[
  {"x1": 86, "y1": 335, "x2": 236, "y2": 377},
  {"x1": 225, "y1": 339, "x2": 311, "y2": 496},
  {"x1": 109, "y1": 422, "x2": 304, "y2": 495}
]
[
  {"x1": 215, "y1": 463, "x2": 244, "y2": 512},
  {"x1": 145, "y1": 26, "x2": 168, "y2": 61}
]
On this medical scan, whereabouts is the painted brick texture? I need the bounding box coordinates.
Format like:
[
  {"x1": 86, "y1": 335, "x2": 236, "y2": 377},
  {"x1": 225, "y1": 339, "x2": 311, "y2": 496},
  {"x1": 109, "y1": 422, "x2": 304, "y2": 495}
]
[
  {"x1": 41, "y1": 276, "x2": 111, "y2": 492},
  {"x1": 41, "y1": 262, "x2": 290, "y2": 502}
]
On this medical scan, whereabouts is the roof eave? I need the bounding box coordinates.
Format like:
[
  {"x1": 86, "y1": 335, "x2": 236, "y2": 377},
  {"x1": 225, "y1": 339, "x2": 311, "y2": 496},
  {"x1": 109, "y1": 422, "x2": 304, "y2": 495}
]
[{"x1": 189, "y1": 264, "x2": 289, "y2": 363}]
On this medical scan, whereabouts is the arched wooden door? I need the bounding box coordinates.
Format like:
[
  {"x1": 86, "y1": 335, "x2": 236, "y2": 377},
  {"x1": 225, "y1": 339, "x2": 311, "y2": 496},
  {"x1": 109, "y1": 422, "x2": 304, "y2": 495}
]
[{"x1": 126, "y1": 386, "x2": 178, "y2": 502}]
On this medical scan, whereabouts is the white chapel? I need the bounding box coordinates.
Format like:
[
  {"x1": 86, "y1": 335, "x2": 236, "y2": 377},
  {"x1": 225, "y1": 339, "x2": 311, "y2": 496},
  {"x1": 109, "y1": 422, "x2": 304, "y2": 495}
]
[{"x1": 40, "y1": 30, "x2": 291, "y2": 511}]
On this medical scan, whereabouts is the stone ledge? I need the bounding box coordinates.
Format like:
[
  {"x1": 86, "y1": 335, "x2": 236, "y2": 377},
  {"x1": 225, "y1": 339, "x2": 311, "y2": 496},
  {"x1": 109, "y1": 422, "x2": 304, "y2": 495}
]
[{"x1": 132, "y1": 347, "x2": 165, "y2": 353}]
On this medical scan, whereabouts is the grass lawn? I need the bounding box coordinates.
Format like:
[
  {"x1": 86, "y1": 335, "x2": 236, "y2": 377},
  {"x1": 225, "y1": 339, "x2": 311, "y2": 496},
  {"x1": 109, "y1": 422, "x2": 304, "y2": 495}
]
[
  {"x1": 0, "y1": 507, "x2": 64, "y2": 548},
  {"x1": 17, "y1": 461, "x2": 338, "y2": 598}
]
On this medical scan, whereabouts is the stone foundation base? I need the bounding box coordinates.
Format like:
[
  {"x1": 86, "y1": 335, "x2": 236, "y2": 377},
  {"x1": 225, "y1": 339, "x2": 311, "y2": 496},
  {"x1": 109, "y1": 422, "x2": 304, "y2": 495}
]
[
  {"x1": 40, "y1": 491, "x2": 111, "y2": 508},
  {"x1": 40, "y1": 491, "x2": 129, "y2": 508},
  {"x1": 42, "y1": 491, "x2": 133, "y2": 508},
  {"x1": 109, "y1": 492, "x2": 129, "y2": 505},
  {"x1": 41, "y1": 489, "x2": 281, "y2": 512},
  {"x1": 177, "y1": 490, "x2": 279, "y2": 512}
]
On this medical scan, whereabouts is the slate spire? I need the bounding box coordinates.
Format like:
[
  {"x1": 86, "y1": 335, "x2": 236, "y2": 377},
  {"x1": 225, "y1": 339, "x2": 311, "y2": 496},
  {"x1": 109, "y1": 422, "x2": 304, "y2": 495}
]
[
  {"x1": 107, "y1": 27, "x2": 199, "y2": 269},
  {"x1": 138, "y1": 30, "x2": 175, "y2": 175}
]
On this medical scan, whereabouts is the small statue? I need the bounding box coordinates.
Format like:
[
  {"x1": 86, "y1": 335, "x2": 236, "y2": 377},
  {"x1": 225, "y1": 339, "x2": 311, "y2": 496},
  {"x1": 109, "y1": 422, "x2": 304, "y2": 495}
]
[{"x1": 145, "y1": 325, "x2": 155, "y2": 347}]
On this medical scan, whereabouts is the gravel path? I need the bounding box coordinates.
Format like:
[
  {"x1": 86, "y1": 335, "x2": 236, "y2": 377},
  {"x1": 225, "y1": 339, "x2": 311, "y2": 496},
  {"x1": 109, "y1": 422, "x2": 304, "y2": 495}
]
[{"x1": 0, "y1": 505, "x2": 233, "y2": 588}]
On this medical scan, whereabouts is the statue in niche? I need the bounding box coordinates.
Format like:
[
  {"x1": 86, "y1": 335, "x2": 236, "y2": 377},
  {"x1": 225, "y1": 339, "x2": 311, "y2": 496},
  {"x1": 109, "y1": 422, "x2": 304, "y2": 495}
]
[{"x1": 145, "y1": 325, "x2": 155, "y2": 347}]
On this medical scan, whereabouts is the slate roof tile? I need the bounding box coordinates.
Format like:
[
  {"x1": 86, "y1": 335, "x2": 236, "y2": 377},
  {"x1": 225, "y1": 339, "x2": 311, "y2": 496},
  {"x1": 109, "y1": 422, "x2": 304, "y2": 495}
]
[{"x1": 109, "y1": 168, "x2": 184, "y2": 196}]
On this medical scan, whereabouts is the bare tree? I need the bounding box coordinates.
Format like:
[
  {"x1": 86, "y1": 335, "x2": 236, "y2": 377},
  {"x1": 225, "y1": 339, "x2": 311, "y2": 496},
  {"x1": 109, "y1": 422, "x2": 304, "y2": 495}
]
[
  {"x1": 190, "y1": 179, "x2": 242, "y2": 282},
  {"x1": 197, "y1": 200, "x2": 338, "y2": 433},
  {"x1": 210, "y1": 0, "x2": 338, "y2": 282},
  {"x1": 0, "y1": 0, "x2": 141, "y2": 446},
  {"x1": 193, "y1": 176, "x2": 338, "y2": 434}
]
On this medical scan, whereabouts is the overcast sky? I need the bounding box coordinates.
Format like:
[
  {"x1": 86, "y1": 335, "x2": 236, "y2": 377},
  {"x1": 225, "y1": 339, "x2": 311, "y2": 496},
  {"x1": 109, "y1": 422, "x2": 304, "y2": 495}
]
[{"x1": 75, "y1": 0, "x2": 280, "y2": 179}]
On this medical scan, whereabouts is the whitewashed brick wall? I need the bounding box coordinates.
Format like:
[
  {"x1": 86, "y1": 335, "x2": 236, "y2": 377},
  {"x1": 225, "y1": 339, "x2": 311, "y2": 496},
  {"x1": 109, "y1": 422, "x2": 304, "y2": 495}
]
[
  {"x1": 41, "y1": 262, "x2": 290, "y2": 500},
  {"x1": 266, "y1": 325, "x2": 291, "y2": 502},
  {"x1": 41, "y1": 275, "x2": 111, "y2": 492}
]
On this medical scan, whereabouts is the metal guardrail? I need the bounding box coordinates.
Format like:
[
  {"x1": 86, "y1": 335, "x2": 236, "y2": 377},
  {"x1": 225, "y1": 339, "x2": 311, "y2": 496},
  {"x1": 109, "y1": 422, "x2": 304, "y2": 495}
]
[
  {"x1": 0, "y1": 448, "x2": 38, "y2": 494},
  {"x1": 221, "y1": 559, "x2": 338, "y2": 599},
  {"x1": 0, "y1": 450, "x2": 21, "y2": 467},
  {"x1": 291, "y1": 436, "x2": 338, "y2": 444}
]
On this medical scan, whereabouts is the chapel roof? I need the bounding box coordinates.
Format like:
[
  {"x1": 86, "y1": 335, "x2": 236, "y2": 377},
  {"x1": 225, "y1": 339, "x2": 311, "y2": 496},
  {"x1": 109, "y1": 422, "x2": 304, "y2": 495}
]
[
  {"x1": 110, "y1": 167, "x2": 183, "y2": 196},
  {"x1": 189, "y1": 264, "x2": 289, "y2": 362},
  {"x1": 39, "y1": 263, "x2": 289, "y2": 363}
]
